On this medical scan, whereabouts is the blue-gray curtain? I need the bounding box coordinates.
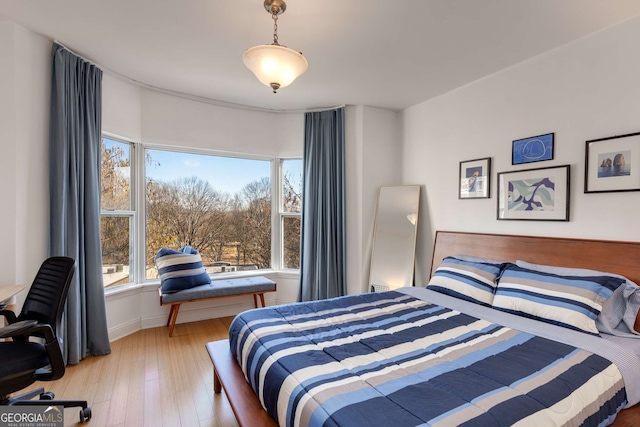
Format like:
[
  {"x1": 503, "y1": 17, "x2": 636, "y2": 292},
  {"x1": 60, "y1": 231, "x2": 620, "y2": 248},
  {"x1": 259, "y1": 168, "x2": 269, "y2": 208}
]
[
  {"x1": 49, "y1": 43, "x2": 111, "y2": 364},
  {"x1": 298, "y1": 108, "x2": 346, "y2": 301}
]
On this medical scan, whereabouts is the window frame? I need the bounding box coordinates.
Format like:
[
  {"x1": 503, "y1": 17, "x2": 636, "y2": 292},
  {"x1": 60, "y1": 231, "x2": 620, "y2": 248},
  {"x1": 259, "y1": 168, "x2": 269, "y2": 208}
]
[
  {"x1": 100, "y1": 133, "x2": 137, "y2": 288},
  {"x1": 279, "y1": 158, "x2": 303, "y2": 271},
  {"x1": 101, "y1": 135, "x2": 302, "y2": 291}
]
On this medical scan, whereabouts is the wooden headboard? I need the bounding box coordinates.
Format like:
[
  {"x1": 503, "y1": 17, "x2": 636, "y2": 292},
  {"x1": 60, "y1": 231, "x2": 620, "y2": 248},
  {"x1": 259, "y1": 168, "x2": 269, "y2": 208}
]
[
  {"x1": 429, "y1": 231, "x2": 640, "y2": 332},
  {"x1": 430, "y1": 231, "x2": 640, "y2": 283}
]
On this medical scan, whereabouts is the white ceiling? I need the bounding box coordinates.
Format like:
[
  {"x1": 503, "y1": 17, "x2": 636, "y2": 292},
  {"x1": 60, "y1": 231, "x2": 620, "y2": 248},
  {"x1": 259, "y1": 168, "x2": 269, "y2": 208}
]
[{"x1": 2, "y1": 0, "x2": 640, "y2": 112}]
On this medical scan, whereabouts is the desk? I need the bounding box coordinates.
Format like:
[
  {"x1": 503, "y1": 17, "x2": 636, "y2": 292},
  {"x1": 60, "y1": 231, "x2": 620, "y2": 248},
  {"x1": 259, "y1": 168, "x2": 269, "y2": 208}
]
[
  {"x1": 1, "y1": 284, "x2": 27, "y2": 318},
  {"x1": 1, "y1": 285, "x2": 26, "y2": 327},
  {"x1": 0, "y1": 285, "x2": 27, "y2": 306}
]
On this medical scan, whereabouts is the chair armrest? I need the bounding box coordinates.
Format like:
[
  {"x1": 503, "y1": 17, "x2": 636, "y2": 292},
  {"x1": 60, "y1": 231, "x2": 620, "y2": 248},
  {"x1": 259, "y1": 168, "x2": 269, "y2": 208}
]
[
  {"x1": 0, "y1": 321, "x2": 65, "y2": 381},
  {"x1": 0, "y1": 319, "x2": 38, "y2": 338},
  {"x1": 0, "y1": 309, "x2": 17, "y2": 324}
]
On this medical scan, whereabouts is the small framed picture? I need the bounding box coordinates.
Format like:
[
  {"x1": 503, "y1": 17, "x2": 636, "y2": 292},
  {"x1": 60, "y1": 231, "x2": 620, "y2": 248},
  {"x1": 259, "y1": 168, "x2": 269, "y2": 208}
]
[
  {"x1": 512, "y1": 133, "x2": 554, "y2": 165},
  {"x1": 497, "y1": 164, "x2": 570, "y2": 221},
  {"x1": 585, "y1": 132, "x2": 640, "y2": 193},
  {"x1": 459, "y1": 157, "x2": 491, "y2": 199}
]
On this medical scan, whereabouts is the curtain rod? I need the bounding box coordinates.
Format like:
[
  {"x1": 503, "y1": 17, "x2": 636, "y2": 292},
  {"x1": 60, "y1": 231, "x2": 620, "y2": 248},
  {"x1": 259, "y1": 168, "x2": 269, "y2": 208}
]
[{"x1": 53, "y1": 40, "x2": 345, "y2": 115}]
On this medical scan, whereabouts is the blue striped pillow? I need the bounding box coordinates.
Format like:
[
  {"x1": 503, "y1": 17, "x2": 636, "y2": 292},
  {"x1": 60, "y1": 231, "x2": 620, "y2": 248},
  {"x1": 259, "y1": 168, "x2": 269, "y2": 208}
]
[
  {"x1": 155, "y1": 246, "x2": 211, "y2": 293},
  {"x1": 427, "y1": 257, "x2": 504, "y2": 306},
  {"x1": 493, "y1": 264, "x2": 625, "y2": 335}
]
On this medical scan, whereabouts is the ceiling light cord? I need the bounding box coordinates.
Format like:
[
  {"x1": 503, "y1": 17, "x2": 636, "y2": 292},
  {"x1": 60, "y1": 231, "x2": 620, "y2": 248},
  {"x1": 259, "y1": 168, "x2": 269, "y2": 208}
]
[{"x1": 272, "y1": 9, "x2": 280, "y2": 46}]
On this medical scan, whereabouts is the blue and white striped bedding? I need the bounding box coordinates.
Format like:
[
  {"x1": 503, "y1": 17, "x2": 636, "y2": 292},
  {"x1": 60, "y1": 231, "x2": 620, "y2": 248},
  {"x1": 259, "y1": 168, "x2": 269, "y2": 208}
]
[{"x1": 229, "y1": 289, "x2": 635, "y2": 427}]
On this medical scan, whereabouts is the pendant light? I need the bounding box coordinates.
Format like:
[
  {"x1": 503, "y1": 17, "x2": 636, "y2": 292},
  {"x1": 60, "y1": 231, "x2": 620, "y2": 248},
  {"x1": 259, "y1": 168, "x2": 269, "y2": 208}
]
[{"x1": 242, "y1": 0, "x2": 308, "y2": 93}]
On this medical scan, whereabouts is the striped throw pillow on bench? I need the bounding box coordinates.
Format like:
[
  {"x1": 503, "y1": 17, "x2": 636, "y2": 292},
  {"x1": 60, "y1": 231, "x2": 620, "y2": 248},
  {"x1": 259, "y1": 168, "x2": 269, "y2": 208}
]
[{"x1": 155, "y1": 246, "x2": 211, "y2": 293}]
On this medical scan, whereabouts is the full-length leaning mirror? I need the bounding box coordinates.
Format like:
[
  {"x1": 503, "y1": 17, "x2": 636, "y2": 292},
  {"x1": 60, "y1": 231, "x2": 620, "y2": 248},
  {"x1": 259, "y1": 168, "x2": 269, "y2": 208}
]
[{"x1": 369, "y1": 185, "x2": 420, "y2": 292}]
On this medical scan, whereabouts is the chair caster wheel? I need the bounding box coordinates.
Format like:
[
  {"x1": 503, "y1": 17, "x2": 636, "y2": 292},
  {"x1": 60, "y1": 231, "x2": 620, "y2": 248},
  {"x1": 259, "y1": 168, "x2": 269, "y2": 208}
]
[
  {"x1": 39, "y1": 391, "x2": 55, "y2": 400},
  {"x1": 79, "y1": 407, "x2": 92, "y2": 423}
]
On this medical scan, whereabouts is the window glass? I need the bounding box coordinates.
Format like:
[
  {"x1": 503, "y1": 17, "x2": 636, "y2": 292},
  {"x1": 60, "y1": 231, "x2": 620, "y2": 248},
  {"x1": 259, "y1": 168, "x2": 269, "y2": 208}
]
[
  {"x1": 100, "y1": 137, "x2": 134, "y2": 287},
  {"x1": 145, "y1": 149, "x2": 272, "y2": 279},
  {"x1": 282, "y1": 216, "x2": 301, "y2": 269},
  {"x1": 100, "y1": 216, "x2": 132, "y2": 287},
  {"x1": 281, "y1": 159, "x2": 302, "y2": 269},
  {"x1": 283, "y1": 159, "x2": 302, "y2": 213},
  {"x1": 101, "y1": 138, "x2": 130, "y2": 210}
]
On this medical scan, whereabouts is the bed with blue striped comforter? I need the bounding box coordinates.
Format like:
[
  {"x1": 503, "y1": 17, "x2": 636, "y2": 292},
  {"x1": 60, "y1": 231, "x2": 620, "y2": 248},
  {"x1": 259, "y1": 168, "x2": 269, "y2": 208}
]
[{"x1": 229, "y1": 290, "x2": 630, "y2": 427}]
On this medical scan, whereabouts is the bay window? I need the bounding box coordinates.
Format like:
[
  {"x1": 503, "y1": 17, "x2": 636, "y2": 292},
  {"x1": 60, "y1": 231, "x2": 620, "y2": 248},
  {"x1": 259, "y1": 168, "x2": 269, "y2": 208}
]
[{"x1": 99, "y1": 136, "x2": 302, "y2": 288}]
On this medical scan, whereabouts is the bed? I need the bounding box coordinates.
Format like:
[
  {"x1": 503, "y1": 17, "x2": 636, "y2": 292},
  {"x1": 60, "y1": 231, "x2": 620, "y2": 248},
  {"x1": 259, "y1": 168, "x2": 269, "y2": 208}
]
[{"x1": 207, "y1": 231, "x2": 640, "y2": 426}]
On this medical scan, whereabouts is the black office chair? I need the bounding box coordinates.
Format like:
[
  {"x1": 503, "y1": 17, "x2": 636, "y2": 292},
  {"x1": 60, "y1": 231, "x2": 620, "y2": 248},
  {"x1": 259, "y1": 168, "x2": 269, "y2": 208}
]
[{"x1": 0, "y1": 257, "x2": 92, "y2": 423}]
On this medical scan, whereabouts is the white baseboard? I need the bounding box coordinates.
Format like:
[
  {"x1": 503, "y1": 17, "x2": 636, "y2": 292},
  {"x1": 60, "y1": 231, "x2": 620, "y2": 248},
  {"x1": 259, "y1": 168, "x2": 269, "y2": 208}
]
[
  {"x1": 139, "y1": 314, "x2": 167, "y2": 330},
  {"x1": 109, "y1": 301, "x2": 262, "y2": 341},
  {"x1": 108, "y1": 318, "x2": 141, "y2": 342},
  {"x1": 140, "y1": 302, "x2": 256, "y2": 330},
  {"x1": 106, "y1": 273, "x2": 298, "y2": 342}
]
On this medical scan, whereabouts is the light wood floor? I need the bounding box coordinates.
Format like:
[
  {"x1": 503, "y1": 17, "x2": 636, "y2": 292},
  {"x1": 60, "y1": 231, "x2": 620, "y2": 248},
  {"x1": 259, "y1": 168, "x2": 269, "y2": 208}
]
[{"x1": 24, "y1": 317, "x2": 239, "y2": 427}]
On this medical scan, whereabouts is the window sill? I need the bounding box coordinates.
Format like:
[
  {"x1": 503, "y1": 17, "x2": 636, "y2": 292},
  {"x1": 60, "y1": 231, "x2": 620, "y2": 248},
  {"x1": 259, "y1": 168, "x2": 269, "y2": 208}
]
[{"x1": 104, "y1": 282, "x2": 144, "y2": 299}]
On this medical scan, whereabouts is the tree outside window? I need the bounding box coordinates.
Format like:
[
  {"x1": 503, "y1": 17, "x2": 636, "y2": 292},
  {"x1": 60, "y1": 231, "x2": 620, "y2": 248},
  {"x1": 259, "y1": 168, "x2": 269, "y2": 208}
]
[
  {"x1": 282, "y1": 159, "x2": 302, "y2": 269},
  {"x1": 144, "y1": 149, "x2": 272, "y2": 279}
]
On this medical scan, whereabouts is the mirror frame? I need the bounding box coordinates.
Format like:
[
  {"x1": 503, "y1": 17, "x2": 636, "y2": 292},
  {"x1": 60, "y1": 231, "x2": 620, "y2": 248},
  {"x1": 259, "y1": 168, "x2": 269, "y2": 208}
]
[{"x1": 368, "y1": 185, "x2": 421, "y2": 292}]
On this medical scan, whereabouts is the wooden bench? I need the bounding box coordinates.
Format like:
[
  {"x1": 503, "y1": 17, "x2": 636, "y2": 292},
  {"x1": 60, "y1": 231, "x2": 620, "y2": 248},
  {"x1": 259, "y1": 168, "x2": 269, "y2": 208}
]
[{"x1": 159, "y1": 276, "x2": 276, "y2": 337}]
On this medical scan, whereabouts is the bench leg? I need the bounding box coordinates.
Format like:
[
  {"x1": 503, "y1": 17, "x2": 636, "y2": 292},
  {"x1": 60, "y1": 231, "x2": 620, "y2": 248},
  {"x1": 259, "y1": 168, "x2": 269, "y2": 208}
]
[
  {"x1": 167, "y1": 303, "x2": 181, "y2": 337},
  {"x1": 166, "y1": 305, "x2": 175, "y2": 326},
  {"x1": 213, "y1": 368, "x2": 222, "y2": 394},
  {"x1": 253, "y1": 293, "x2": 267, "y2": 308}
]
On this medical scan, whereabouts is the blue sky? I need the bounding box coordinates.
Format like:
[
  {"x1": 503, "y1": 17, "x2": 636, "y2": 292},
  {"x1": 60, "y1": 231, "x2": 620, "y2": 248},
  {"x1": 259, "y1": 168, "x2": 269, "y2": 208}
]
[
  {"x1": 104, "y1": 138, "x2": 301, "y2": 195},
  {"x1": 146, "y1": 149, "x2": 271, "y2": 194}
]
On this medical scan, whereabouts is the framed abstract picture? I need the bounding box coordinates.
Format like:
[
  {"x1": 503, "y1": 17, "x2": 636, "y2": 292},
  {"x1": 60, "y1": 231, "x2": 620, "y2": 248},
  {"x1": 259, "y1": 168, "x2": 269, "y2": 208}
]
[
  {"x1": 584, "y1": 132, "x2": 640, "y2": 193},
  {"x1": 459, "y1": 157, "x2": 491, "y2": 199},
  {"x1": 512, "y1": 133, "x2": 554, "y2": 165},
  {"x1": 497, "y1": 164, "x2": 570, "y2": 221}
]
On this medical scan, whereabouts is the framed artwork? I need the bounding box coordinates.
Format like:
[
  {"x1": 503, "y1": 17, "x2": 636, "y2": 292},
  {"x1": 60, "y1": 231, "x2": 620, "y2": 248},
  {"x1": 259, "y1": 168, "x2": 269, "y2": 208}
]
[
  {"x1": 459, "y1": 157, "x2": 491, "y2": 199},
  {"x1": 512, "y1": 133, "x2": 554, "y2": 165},
  {"x1": 584, "y1": 132, "x2": 640, "y2": 193},
  {"x1": 497, "y1": 164, "x2": 570, "y2": 221}
]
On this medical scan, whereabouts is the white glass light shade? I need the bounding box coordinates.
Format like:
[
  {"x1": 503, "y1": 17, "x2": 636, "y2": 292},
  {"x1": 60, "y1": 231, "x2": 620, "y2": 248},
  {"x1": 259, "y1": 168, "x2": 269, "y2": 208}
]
[{"x1": 242, "y1": 44, "x2": 308, "y2": 90}]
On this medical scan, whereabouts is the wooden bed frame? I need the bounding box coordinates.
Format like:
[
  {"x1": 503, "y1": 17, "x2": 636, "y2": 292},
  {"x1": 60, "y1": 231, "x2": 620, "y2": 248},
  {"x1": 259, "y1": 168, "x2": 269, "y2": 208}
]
[{"x1": 207, "y1": 231, "x2": 640, "y2": 427}]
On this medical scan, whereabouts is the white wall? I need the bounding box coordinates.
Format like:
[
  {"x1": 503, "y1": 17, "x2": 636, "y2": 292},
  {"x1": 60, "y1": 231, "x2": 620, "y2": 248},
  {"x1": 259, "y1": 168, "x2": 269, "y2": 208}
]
[
  {"x1": 0, "y1": 20, "x2": 17, "y2": 288},
  {"x1": 102, "y1": 75, "x2": 142, "y2": 141},
  {"x1": 103, "y1": 77, "x2": 305, "y2": 158},
  {"x1": 140, "y1": 89, "x2": 301, "y2": 155},
  {"x1": 0, "y1": 21, "x2": 50, "y2": 308},
  {"x1": 402, "y1": 15, "x2": 640, "y2": 285},
  {"x1": 345, "y1": 105, "x2": 402, "y2": 295}
]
